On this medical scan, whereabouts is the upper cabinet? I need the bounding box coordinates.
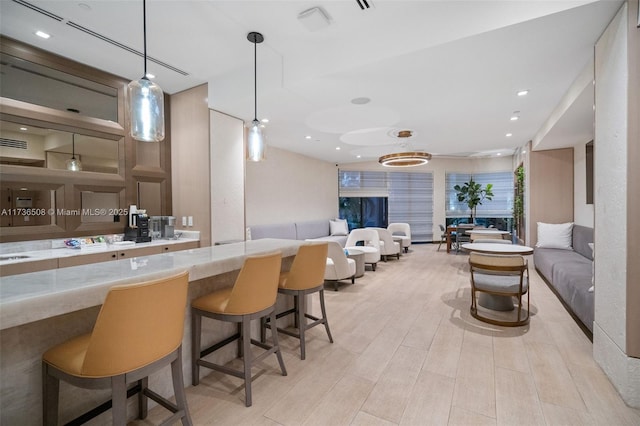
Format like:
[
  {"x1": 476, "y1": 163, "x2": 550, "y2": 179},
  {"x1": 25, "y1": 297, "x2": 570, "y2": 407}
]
[{"x1": 0, "y1": 36, "x2": 172, "y2": 242}]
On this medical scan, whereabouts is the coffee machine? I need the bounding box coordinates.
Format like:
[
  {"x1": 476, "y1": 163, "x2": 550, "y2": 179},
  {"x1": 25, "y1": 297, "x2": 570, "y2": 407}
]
[{"x1": 124, "y1": 206, "x2": 151, "y2": 243}]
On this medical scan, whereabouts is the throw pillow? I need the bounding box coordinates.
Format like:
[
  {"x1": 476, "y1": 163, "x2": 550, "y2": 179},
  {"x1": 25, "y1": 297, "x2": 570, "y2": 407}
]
[
  {"x1": 588, "y1": 242, "x2": 595, "y2": 292},
  {"x1": 535, "y1": 222, "x2": 574, "y2": 250},
  {"x1": 330, "y1": 219, "x2": 349, "y2": 236}
]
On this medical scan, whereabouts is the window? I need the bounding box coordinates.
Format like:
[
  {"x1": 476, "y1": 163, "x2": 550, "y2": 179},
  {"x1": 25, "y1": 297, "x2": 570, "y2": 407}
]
[
  {"x1": 339, "y1": 170, "x2": 434, "y2": 242},
  {"x1": 445, "y1": 171, "x2": 514, "y2": 229}
]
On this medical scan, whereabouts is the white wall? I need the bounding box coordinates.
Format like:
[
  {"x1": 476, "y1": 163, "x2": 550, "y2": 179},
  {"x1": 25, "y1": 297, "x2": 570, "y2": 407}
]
[
  {"x1": 573, "y1": 142, "x2": 594, "y2": 227},
  {"x1": 210, "y1": 110, "x2": 245, "y2": 243},
  {"x1": 245, "y1": 146, "x2": 338, "y2": 226},
  {"x1": 339, "y1": 156, "x2": 514, "y2": 239}
]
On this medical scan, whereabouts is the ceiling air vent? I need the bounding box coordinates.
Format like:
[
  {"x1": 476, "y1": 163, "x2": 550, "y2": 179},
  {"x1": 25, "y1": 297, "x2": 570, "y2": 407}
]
[
  {"x1": 0, "y1": 138, "x2": 28, "y2": 150},
  {"x1": 66, "y1": 21, "x2": 189, "y2": 76},
  {"x1": 11, "y1": 0, "x2": 63, "y2": 21},
  {"x1": 355, "y1": 0, "x2": 371, "y2": 10}
]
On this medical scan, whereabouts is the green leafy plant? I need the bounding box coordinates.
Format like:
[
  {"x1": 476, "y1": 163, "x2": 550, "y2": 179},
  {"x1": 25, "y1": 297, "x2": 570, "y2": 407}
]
[
  {"x1": 514, "y1": 165, "x2": 525, "y2": 228},
  {"x1": 454, "y1": 178, "x2": 494, "y2": 222}
]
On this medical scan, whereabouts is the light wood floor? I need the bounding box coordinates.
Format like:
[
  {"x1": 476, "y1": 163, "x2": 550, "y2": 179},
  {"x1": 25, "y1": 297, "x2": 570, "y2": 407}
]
[{"x1": 135, "y1": 244, "x2": 640, "y2": 426}]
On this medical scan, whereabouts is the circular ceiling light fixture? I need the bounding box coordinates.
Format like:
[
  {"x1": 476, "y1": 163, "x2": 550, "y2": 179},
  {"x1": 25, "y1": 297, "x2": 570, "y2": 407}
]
[
  {"x1": 378, "y1": 129, "x2": 432, "y2": 167},
  {"x1": 351, "y1": 97, "x2": 371, "y2": 105}
]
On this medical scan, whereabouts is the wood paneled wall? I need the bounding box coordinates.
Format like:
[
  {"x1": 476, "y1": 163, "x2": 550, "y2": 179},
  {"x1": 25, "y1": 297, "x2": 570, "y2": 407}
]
[{"x1": 529, "y1": 148, "x2": 574, "y2": 247}]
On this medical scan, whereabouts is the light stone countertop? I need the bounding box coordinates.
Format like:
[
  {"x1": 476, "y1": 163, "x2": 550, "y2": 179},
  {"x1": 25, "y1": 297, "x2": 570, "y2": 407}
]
[
  {"x1": 0, "y1": 238, "x2": 302, "y2": 330},
  {"x1": 0, "y1": 231, "x2": 201, "y2": 265}
]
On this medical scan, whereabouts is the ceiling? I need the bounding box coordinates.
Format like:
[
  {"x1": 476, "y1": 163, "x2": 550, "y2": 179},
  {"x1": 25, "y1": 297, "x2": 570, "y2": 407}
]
[{"x1": 0, "y1": 0, "x2": 622, "y2": 164}]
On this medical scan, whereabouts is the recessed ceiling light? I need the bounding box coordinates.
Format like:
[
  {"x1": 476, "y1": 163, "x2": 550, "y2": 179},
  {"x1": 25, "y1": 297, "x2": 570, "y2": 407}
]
[
  {"x1": 336, "y1": 147, "x2": 341, "y2": 150},
  {"x1": 19, "y1": 127, "x2": 28, "y2": 131},
  {"x1": 78, "y1": 3, "x2": 91, "y2": 10},
  {"x1": 497, "y1": 153, "x2": 502, "y2": 156},
  {"x1": 522, "y1": 150, "x2": 527, "y2": 154},
  {"x1": 517, "y1": 90, "x2": 529, "y2": 96},
  {"x1": 35, "y1": 30, "x2": 50, "y2": 39},
  {"x1": 261, "y1": 118, "x2": 269, "y2": 123},
  {"x1": 357, "y1": 155, "x2": 361, "y2": 158},
  {"x1": 351, "y1": 97, "x2": 371, "y2": 105},
  {"x1": 305, "y1": 135, "x2": 311, "y2": 139},
  {"x1": 145, "y1": 73, "x2": 155, "y2": 79},
  {"x1": 510, "y1": 116, "x2": 519, "y2": 121},
  {"x1": 506, "y1": 133, "x2": 512, "y2": 137}
]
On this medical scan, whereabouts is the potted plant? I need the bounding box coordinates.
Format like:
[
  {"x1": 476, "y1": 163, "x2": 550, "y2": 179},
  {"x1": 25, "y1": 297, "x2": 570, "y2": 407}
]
[{"x1": 454, "y1": 178, "x2": 494, "y2": 223}]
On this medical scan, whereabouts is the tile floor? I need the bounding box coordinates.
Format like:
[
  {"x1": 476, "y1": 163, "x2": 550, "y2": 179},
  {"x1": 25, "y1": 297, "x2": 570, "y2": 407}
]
[{"x1": 135, "y1": 243, "x2": 640, "y2": 426}]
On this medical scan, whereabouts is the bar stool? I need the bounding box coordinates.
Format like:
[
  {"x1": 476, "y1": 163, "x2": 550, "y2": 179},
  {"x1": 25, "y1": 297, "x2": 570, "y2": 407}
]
[
  {"x1": 42, "y1": 271, "x2": 192, "y2": 426},
  {"x1": 263, "y1": 243, "x2": 333, "y2": 360},
  {"x1": 191, "y1": 252, "x2": 287, "y2": 407}
]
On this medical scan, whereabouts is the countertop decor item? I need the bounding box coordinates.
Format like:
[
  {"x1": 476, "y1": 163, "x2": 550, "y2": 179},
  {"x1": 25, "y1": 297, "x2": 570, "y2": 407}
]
[
  {"x1": 247, "y1": 31, "x2": 266, "y2": 161},
  {"x1": 128, "y1": 0, "x2": 165, "y2": 142}
]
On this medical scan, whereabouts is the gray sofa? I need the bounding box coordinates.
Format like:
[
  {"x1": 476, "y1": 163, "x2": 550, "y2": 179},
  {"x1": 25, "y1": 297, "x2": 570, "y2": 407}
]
[
  {"x1": 249, "y1": 219, "x2": 348, "y2": 247},
  {"x1": 533, "y1": 224, "x2": 594, "y2": 333}
]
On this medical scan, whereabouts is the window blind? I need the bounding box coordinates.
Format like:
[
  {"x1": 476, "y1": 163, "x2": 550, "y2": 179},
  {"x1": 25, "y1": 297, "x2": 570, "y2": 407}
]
[
  {"x1": 445, "y1": 171, "x2": 514, "y2": 218},
  {"x1": 339, "y1": 170, "x2": 434, "y2": 242}
]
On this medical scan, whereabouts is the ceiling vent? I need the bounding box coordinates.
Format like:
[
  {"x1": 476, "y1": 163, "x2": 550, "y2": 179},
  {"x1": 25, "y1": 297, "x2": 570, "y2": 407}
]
[
  {"x1": 11, "y1": 0, "x2": 63, "y2": 21},
  {"x1": 0, "y1": 138, "x2": 28, "y2": 150},
  {"x1": 11, "y1": 0, "x2": 189, "y2": 76},
  {"x1": 355, "y1": 0, "x2": 372, "y2": 10}
]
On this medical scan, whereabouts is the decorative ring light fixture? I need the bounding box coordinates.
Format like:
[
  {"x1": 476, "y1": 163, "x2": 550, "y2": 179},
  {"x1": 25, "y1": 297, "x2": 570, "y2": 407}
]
[
  {"x1": 66, "y1": 133, "x2": 82, "y2": 171},
  {"x1": 247, "y1": 31, "x2": 266, "y2": 162},
  {"x1": 128, "y1": 0, "x2": 165, "y2": 142},
  {"x1": 378, "y1": 130, "x2": 432, "y2": 167}
]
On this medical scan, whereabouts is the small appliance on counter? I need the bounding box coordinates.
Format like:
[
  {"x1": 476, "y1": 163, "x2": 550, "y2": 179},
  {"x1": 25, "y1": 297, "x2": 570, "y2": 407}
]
[
  {"x1": 150, "y1": 216, "x2": 176, "y2": 239},
  {"x1": 124, "y1": 205, "x2": 151, "y2": 243}
]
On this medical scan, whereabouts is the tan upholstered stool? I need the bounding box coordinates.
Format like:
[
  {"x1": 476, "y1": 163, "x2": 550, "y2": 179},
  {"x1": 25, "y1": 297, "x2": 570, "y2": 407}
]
[
  {"x1": 191, "y1": 252, "x2": 287, "y2": 407},
  {"x1": 42, "y1": 271, "x2": 192, "y2": 426},
  {"x1": 263, "y1": 243, "x2": 333, "y2": 360}
]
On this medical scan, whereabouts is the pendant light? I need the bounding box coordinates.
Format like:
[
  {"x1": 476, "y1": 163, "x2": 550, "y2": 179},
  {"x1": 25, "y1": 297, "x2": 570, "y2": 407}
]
[
  {"x1": 66, "y1": 133, "x2": 82, "y2": 171},
  {"x1": 247, "y1": 31, "x2": 265, "y2": 162},
  {"x1": 128, "y1": 0, "x2": 165, "y2": 142},
  {"x1": 378, "y1": 130, "x2": 432, "y2": 167}
]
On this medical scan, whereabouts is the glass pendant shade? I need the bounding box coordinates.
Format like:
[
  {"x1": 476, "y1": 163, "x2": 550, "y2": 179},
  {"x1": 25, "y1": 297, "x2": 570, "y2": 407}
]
[
  {"x1": 128, "y1": 77, "x2": 165, "y2": 142},
  {"x1": 247, "y1": 119, "x2": 266, "y2": 162},
  {"x1": 66, "y1": 157, "x2": 82, "y2": 171}
]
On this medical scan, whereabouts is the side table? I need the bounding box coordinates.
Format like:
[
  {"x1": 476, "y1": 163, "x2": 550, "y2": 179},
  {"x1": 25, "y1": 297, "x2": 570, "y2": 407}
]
[{"x1": 346, "y1": 249, "x2": 365, "y2": 278}]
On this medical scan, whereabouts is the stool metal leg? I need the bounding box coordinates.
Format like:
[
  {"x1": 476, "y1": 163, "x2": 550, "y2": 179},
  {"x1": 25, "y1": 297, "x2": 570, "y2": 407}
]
[
  {"x1": 111, "y1": 375, "x2": 127, "y2": 425},
  {"x1": 191, "y1": 311, "x2": 201, "y2": 386},
  {"x1": 297, "y1": 293, "x2": 307, "y2": 360},
  {"x1": 242, "y1": 317, "x2": 253, "y2": 407},
  {"x1": 270, "y1": 311, "x2": 287, "y2": 376},
  {"x1": 42, "y1": 363, "x2": 59, "y2": 426},
  {"x1": 171, "y1": 350, "x2": 193, "y2": 426},
  {"x1": 319, "y1": 289, "x2": 334, "y2": 343}
]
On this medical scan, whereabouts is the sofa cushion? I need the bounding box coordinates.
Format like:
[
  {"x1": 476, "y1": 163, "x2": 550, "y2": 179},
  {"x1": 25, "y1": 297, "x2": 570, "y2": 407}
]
[
  {"x1": 296, "y1": 220, "x2": 331, "y2": 240},
  {"x1": 329, "y1": 219, "x2": 349, "y2": 236},
  {"x1": 536, "y1": 222, "x2": 573, "y2": 249},
  {"x1": 249, "y1": 223, "x2": 297, "y2": 240},
  {"x1": 306, "y1": 236, "x2": 348, "y2": 247},
  {"x1": 551, "y1": 259, "x2": 594, "y2": 331},
  {"x1": 572, "y1": 224, "x2": 594, "y2": 260},
  {"x1": 533, "y1": 248, "x2": 582, "y2": 283}
]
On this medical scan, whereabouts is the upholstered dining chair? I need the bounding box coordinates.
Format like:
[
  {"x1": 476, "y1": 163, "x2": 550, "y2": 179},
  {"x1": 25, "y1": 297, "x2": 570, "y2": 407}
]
[
  {"x1": 191, "y1": 252, "x2": 286, "y2": 407},
  {"x1": 42, "y1": 271, "x2": 192, "y2": 426},
  {"x1": 345, "y1": 228, "x2": 381, "y2": 271},
  {"x1": 438, "y1": 224, "x2": 447, "y2": 251},
  {"x1": 371, "y1": 227, "x2": 401, "y2": 260},
  {"x1": 468, "y1": 253, "x2": 530, "y2": 326},
  {"x1": 324, "y1": 241, "x2": 357, "y2": 291},
  {"x1": 388, "y1": 223, "x2": 411, "y2": 253},
  {"x1": 264, "y1": 243, "x2": 333, "y2": 360}
]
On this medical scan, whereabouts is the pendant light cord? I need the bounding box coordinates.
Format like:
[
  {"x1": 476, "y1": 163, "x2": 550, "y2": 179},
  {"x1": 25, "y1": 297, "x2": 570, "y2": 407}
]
[
  {"x1": 143, "y1": 0, "x2": 147, "y2": 78},
  {"x1": 253, "y1": 38, "x2": 257, "y2": 121},
  {"x1": 71, "y1": 134, "x2": 75, "y2": 159}
]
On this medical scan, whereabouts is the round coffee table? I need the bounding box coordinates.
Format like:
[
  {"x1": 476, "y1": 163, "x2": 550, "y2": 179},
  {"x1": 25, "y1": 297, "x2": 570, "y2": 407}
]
[{"x1": 346, "y1": 248, "x2": 365, "y2": 278}]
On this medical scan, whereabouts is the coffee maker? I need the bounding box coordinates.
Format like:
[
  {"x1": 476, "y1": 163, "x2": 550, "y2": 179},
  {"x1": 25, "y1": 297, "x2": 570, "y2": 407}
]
[{"x1": 124, "y1": 206, "x2": 151, "y2": 243}]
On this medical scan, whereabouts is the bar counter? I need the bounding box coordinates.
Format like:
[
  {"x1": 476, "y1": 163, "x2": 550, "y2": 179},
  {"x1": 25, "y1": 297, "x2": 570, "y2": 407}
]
[{"x1": 0, "y1": 238, "x2": 302, "y2": 425}]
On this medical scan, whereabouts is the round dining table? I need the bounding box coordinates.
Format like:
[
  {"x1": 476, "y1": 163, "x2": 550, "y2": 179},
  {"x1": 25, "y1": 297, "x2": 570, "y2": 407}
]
[{"x1": 461, "y1": 242, "x2": 533, "y2": 255}]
